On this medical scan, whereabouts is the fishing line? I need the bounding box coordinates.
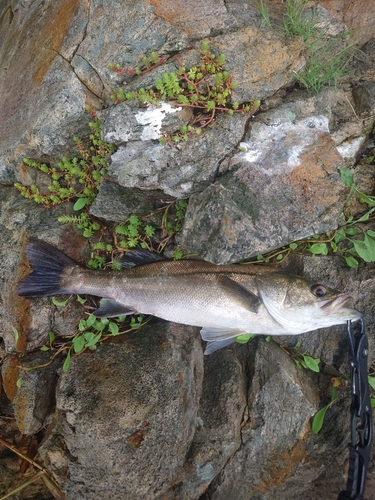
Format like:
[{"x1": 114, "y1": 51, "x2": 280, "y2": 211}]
[{"x1": 337, "y1": 319, "x2": 372, "y2": 500}]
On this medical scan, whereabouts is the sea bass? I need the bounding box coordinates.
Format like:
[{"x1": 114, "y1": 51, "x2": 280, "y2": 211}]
[{"x1": 17, "y1": 238, "x2": 362, "y2": 354}]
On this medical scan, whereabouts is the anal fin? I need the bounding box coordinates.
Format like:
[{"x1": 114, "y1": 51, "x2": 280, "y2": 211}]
[
  {"x1": 200, "y1": 327, "x2": 253, "y2": 355},
  {"x1": 204, "y1": 338, "x2": 236, "y2": 355},
  {"x1": 93, "y1": 298, "x2": 137, "y2": 318}
]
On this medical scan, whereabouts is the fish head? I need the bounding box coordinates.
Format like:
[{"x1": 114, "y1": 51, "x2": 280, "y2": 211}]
[{"x1": 256, "y1": 272, "x2": 362, "y2": 334}]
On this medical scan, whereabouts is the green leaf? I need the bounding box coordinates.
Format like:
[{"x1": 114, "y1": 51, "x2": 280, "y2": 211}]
[
  {"x1": 49, "y1": 331, "x2": 55, "y2": 344},
  {"x1": 344, "y1": 256, "x2": 359, "y2": 268},
  {"x1": 93, "y1": 321, "x2": 106, "y2": 332},
  {"x1": 108, "y1": 322, "x2": 119, "y2": 336},
  {"x1": 339, "y1": 167, "x2": 354, "y2": 187},
  {"x1": 52, "y1": 296, "x2": 71, "y2": 307},
  {"x1": 312, "y1": 404, "x2": 330, "y2": 434},
  {"x1": 73, "y1": 335, "x2": 85, "y2": 353},
  {"x1": 86, "y1": 314, "x2": 97, "y2": 328},
  {"x1": 368, "y1": 376, "x2": 375, "y2": 390},
  {"x1": 355, "y1": 188, "x2": 375, "y2": 207},
  {"x1": 16, "y1": 377, "x2": 22, "y2": 388},
  {"x1": 40, "y1": 345, "x2": 50, "y2": 351},
  {"x1": 84, "y1": 332, "x2": 102, "y2": 348},
  {"x1": 289, "y1": 242, "x2": 298, "y2": 250},
  {"x1": 235, "y1": 333, "x2": 255, "y2": 344},
  {"x1": 78, "y1": 319, "x2": 87, "y2": 331},
  {"x1": 344, "y1": 227, "x2": 358, "y2": 236},
  {"x1": 73, "y1": 197, "x2": 91, "y2": 211},
  {"x1": 349, "y1": 233, "x2": 375, "y2": 262},
  {"x1": 371, "y1": 397, "x2": 375, "y2": 408},
  {"x1": 12, "y1": 327, "x2": 19, "y2": 343},
  {"x1": 76, "y1": 295, "x2": 87, "y2": 304},
  {"x1": 308, "y1": 243, "x2": 328, "y2": 255},
  {"x1": 63, "y1": 350, "x2": 71, "y2": 372},
  {"x1": 144, "y1": 225, "x2": 155, "y2": 237},
  {"x1": 302, "y1": 355, "x2": 320, "y2": 372},
  {"x1": 354, "y1": 207, "x2": 375, "y2": 223}
]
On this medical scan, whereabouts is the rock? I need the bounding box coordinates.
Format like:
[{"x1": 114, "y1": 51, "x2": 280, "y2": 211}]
[
  {"x1": 352, "y1": 82, "x2": 375, "y2": 115},
  {"x1": 1, "y1": 352, "x2": 60, "y2": 435},
  {"x1": 179, "y1": 91, "x2": 347, "y2": 263},
  {"x1": 108, "y1": 111, "x2": 249, "y2": 198},
  {"x1": 209, "y1": 26, "x2": 305, "y2": 103},
  {"x1": 100, "y1": 101, "x2": 193, "y2": 144},
  {"x1": 163, "y1": 349, "x2": 247, "y2": 498},
  {"x1": 0, "y1": 0, "x2": 92, "y2": 184},
  {"x1": 0, "y1": 187, "x2": 88, "y2": 352},
  {"x1": 39, "y1": 323, "x2": 204, "y2": 500},
  {"x1": 320, "y1": 0, "x2": 375, "y2": 45},
  {"x1": 207, "y1": 339, "x2": 319, "y2": 499},
  {"x1": 90, "y1": 181, "x2": 155, "y2": 223}
]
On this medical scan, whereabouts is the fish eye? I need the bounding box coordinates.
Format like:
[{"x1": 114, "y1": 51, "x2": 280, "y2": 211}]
[{"x1": 310, "y1": 284, "x2": 327, "y2": 297}]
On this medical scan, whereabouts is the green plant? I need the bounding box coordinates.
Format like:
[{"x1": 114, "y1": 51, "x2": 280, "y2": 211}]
[
  {"x1": 15, "y1": 119, "x2": 115, "y2": 238},
  {"x1": 312, "y1": 384, "x2": 338, "y2": 434},
  {"x1": 110, "y1": 43, "x2": 261, "y2": 141},
  {"x1": 283, "y1": 0, "x2": 318, "y2": 40},
  {"x1": 369, "y1": 375, "x2": 375, "y2": 408},
  {"x1": 281, "y1": 340, "x2": 321, "y2": 372},
  {"x1": 255, "y1": 0, "x2": 271, "y2": 28},
  {"x1": 235, "y1": 333, "x2": 255, "y2": 344},
  {"x1": 108, "y1": 52, "x2": 168, "y2": 77},
  {"x1": 292, "y1": 32, "x2": 357, "y2": 93},
  {"x1": 114, "y1": 199, "x2": 188, "y2": 253},
  {"x1": 312, "y1": 363, "x2": 375, "y2": 433},
  {"x1": 256, "y1": 0, "x2": 357, "y2": 93}
]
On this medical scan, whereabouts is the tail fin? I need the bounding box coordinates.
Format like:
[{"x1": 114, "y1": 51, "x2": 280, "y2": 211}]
[{"x1": 17, "y1": 238, "x2": 78, "y2": 297}]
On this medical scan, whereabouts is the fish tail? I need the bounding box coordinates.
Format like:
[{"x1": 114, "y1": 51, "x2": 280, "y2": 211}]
[{"x1": 17, "y1": 238, "x2": 78, "y2": 297}]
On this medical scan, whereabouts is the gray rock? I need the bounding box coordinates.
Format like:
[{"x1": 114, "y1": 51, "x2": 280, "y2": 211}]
[
  {"x1": 2, "y1": 352, "x2": 60, "y2": 434},
  {"x1": 39, "y1": 323, "x2": 203, "y2": 500},
  {"x1": 100, "y1": 100, "x2": 193, "y2": 143},
  {"x1": 90, "y1": 181, "x2": 155, "y2": 223},
  {"x1": 108, "y1": 111, "x2": 249, "y2": 198},
  {"x1": 163, "y1": 349, "x2": 247, "y2": 498},
  {"x1": 179, "y1": 92, "x2": 348, "y2": 263},
  {"x1": 0, "y1": 0, "x2": 92, "y2": 184},
  {"x1": 353, "y1": 82, "x2": 375, "y2": 115},
  {"x1": 207, "y1": 340, "x2": 319, "y2": 499},
  {"x1": 209, "y1": 26, "x2": 305, "y2": 103}
]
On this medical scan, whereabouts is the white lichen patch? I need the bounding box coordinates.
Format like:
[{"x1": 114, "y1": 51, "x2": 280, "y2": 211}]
[
  {"x1": 238, "y1": 115, "x2": 330, "y2": 175},
  {"x1": 337, "y1": 136, "x2": 365, "y2": 159},
  {"x1": 135, "y1": 102, "x2": 181, "y2": 141}
]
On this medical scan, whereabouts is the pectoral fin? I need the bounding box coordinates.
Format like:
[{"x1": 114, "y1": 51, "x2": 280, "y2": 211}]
[
  {"x1": 217, "y1": 276, "x2": 260, "y2": 313},
  {"x1": 93, "y1": 298, "x2": 137, "y2": 318}
]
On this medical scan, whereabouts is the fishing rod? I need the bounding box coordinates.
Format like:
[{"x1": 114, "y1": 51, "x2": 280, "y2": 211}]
[{"x1": 338, "y1": 318, "x2": 372, "y2": 500}]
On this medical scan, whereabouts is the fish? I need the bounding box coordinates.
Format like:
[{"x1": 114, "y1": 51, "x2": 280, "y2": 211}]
[{"x1": 17, "y1": 238, "x2": 362, "y2": 354}]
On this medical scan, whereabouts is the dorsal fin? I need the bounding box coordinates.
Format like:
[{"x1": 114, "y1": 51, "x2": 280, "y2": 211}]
[{"x1": 117, "y1": 249, "x2": 168, "y2": 268}]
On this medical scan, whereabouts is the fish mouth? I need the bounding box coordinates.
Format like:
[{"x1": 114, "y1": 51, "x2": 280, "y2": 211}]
[{"x1": 317, "y1": 293, "x2": 357, "y2": 314}]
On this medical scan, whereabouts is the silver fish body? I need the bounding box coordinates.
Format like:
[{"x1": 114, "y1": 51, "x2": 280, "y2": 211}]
[{"x1": 18, "y1": 239, "x2": 362, "y2": 354}]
